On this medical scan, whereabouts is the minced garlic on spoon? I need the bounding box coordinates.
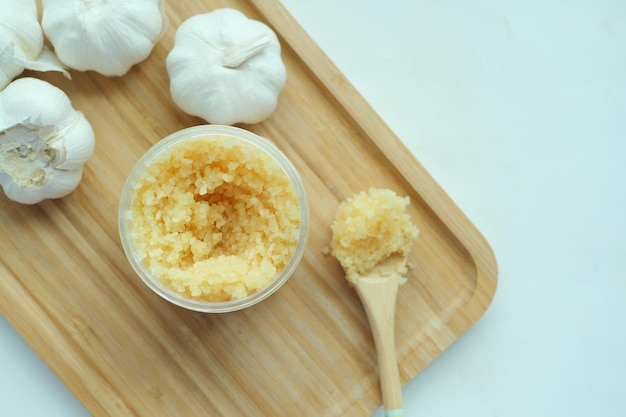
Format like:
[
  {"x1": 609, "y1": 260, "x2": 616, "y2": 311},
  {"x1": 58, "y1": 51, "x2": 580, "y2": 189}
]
[
  {"x1": 331, "y1": 188, "x2": 418, "y2": 415},
  {"x1": 330, "y1": 188, "x2": 419, "y2": 285}
]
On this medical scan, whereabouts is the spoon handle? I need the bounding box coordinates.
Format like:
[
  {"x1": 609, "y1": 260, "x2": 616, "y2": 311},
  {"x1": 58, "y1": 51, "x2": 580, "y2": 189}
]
[{"x1": 355, "y1": 276, "x2": 404, "y2": 416}]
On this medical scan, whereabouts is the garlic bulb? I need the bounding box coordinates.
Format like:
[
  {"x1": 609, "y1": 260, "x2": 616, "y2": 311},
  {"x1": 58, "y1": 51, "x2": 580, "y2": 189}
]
[
  {"x1": 166, "y1": 8, "x2": 287, "y2": 125},
  {"x1": 41, "y1": 0, "x2": 168, "y2": 76},
  {"x1": 0, "y1": 0, "x2": 68, "y2": 90},
  {"x1": 0, "y1": 78, "x2": 95, "y2": 204}
]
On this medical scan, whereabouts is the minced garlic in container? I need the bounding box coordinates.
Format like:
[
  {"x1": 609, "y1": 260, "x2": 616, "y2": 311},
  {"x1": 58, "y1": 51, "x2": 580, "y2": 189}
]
[
  {"x1": 119, "y1": 125, "x2": 308, "y2": 312},
  {"x1": 330, "y1": 188, "x2": 419, "y2": 285}
]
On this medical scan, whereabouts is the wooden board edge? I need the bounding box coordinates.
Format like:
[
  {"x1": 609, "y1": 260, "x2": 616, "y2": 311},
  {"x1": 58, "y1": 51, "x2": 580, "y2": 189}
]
[
  {"x1": 253, "y1": 0, "x2": 499, "y2": 315},
  {"x1": 0, "y1": 264, "x2": 131, "y2": 416}
]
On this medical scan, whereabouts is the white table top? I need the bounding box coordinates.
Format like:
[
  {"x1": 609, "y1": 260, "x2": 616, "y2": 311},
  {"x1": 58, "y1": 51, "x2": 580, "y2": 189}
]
[{"x1": 2, "y1": 1, "x2": 625, "y2": 416}]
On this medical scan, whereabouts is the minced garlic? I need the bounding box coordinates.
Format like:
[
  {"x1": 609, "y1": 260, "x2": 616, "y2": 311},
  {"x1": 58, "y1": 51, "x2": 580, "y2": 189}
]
[
  {"x1": 330, "y1": 188, "x2": 419, "y2": 285},
  {"x1": 128, "y1": 134, "x2": 300, "y2": 302}
]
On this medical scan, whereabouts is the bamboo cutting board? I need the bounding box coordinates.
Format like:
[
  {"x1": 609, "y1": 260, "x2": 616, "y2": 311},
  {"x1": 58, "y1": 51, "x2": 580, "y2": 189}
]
[{"x1": 0, "y1": 1, "x2": 498, "y2": 416}]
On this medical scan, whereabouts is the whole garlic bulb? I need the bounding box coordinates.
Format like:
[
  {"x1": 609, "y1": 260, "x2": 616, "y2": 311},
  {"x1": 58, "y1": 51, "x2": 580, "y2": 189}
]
[
  {"x1": 41, "y1": 0, "x2": 168, "y2": 76},
  {"x1": 166, "y1": 8, "x2": 287, "y2": 125},
  {"x1": 0, "y1": 78, "x2": 95, "y2": 204},
  {"x1": 0, "y1": 0, "x2": 68, "y2": 90}
]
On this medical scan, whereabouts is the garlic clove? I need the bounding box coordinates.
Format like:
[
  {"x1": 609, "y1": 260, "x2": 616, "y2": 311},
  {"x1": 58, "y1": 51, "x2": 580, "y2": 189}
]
[
  {"x1": 51, "y1": 116, "x2": 95, "y2": 171},
  {"x1": 0, "y1": 78, "x2": 75, "y2": 130},
  {"x1": 1, "y1": 167, "x2": 83, "y2": 205},
  {"x1": 166, "y1": 8, "x2": 287, "y2": 126},
  {"x1": 41, "y1": 0, "x2": 168, "y2": 77},
  {"x1": 0, "y1": 77, "x2": 95, "y2": 204},
  {"x1": 0, "y1": 0, "x2": 69, "y2": 90},
  {"x1": 0, "y1": 44, "x2": 20, "y2": 90},
  {"x1": 14, "y1": 46, "x2": 71, "y2": 80},
  {"x1": 39, "y1": 168, "x2": 84, "y2": 201}
]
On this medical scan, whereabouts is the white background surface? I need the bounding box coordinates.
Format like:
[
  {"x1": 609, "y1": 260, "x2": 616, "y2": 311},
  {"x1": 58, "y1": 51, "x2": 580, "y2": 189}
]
[{"x1": 1, "y1": 1, "x2": 625, "y2": 416}]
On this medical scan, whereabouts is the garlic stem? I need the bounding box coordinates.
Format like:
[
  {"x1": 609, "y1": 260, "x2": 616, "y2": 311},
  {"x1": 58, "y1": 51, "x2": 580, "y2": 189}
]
[{"x1": 221, "y1": 33, "x2": 273, "y2": 69}]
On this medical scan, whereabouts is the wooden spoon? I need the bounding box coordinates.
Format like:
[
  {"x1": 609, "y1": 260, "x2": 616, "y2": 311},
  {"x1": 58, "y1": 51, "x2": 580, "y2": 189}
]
[{"x1": 353, "y1": 253, "x2": 407, "y2": 417}]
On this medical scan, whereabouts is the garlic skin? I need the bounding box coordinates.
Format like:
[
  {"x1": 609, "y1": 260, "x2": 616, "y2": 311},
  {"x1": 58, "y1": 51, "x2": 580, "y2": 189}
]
[
  {"x1": 0, "y1": 0, "x2": 69, "y2": 90},
  {"x1": 0, "y1": 78, "x2": 95, "y2": 204},
  {"x1": 41, "y1": 0, "x2": 168, "y2": 76},
  {"x1": 166, "y1": 8, "x2": 287, "y2": 125}
]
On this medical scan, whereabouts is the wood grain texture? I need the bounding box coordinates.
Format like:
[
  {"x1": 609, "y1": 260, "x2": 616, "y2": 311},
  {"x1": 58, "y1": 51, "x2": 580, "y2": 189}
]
[{"x1": 0, "y1": 1, "x2": 498, "y2": 416}]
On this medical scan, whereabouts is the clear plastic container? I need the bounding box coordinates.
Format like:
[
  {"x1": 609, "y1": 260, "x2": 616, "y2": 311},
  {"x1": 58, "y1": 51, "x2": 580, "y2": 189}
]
[{"x1": 118, "y1": 125, "x2": 309, "y2": 313}]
